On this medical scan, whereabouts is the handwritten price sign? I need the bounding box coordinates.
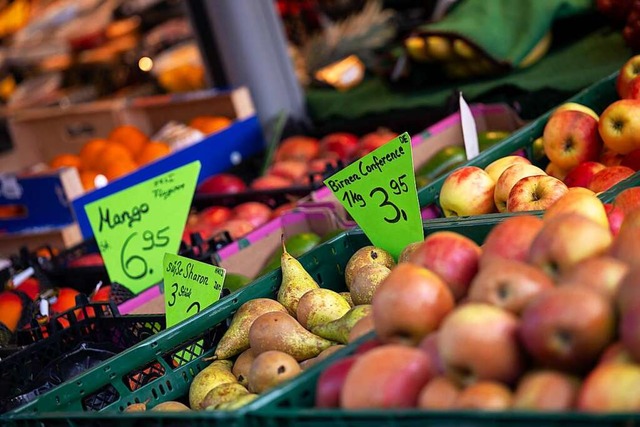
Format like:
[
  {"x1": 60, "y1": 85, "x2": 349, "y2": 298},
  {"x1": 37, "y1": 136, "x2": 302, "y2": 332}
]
[
  {"x1": 84, "y1": 161, "x2": 201, "y2": 294},
  {"x1": 163, "y1": 253, "x2": 225, "y2": 328},
  {"x1": 324, "y1": 132, "x2": 423, "y2": 258}
]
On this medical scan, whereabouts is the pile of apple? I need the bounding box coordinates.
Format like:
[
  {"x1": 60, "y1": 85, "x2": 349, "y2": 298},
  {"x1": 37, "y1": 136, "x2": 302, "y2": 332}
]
[
  {"x1": 438, "y1": 55, "x2": 640, "y2": 218},
  {"x1": 314, "y1": 187, "x2": 640, "y2": 412}
]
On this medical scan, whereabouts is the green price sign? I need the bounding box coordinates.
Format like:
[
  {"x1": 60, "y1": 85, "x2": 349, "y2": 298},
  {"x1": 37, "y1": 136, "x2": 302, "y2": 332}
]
[
  {"x1": 324, "y1": 132, "x2": 423, "y2": 258},
  {"x1": 84, "y1": 161, "x2": 201, "y2": 294},
  {"x1": 163, "y1": 253, "x2": 226, "y2": 328}
]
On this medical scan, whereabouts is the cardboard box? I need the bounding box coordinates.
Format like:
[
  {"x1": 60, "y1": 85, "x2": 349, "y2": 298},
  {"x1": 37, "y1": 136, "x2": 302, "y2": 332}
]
[{"x1": 118, "y1": 205, "x2": 344, "y2": 315}]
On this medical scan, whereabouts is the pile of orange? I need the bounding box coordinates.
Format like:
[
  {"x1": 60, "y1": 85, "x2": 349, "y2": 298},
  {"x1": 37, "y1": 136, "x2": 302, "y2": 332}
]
[{"x1": 48, "y1": 125, "x2": 172, "y2": 191}]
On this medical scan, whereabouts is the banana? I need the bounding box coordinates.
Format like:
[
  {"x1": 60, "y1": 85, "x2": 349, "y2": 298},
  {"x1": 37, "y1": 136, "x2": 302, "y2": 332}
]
[
  {"x1": 452, "y1": 39, "x2": 477, "y2": 60},
  {"x1": 519, "y1": 31, "x2": 552, "y2": 69},
  {"x1": 425, "y1": 36, "x2": 453, "y2": 61},
  {"x1": 188, "y1": 360, "x2": 236, "y2": 410}
]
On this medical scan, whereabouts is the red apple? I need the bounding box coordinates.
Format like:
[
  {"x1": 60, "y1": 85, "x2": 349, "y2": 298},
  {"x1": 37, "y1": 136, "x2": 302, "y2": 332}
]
[
  {"x1": 614, "y1": 187, "x2": 640, "y2": 215},
  {"x1": 417, "y1": 332, "x2": 445, "y2": 376},
  {"x1": 199, "y1": 206, "x2": 233, "y2": 228},
  {"x1": 213, "y1": 219, "x2": 255, "y2": 240},
  {"x1": 319, "y1": 132, "x2": 359, "y2": 159},
  {"x1": 545, "y1": 162, "x2": 570, "y2": 181},
  {"x1": 563, "y1": 161, "x2": 606, "y2": 188},
  {"x1": 468, "y1": 259, "x2": 554, "y2": 315},
  {"x1": 417, "y1": 376, "x2": 461, "y2": 409},
  {"x1": 610, "y1": 210, "x2": 640, "y2": 267},
  {"x1": 506, "y1": 175, "x2": 569, "y2": 213},
  {"x1": 513, "y1": 370, "x2": 580, "y2": 411},
  {"x1": 232, "y1": 202, "x2": 272, "y2": 228},
  {"x1": 484, "y1": 156, "x2": 531, "y2": 183},
  {"x1": 315, "y1": 356, "x2": 359, "y2": 408},
  {"x1": 308, "y1": 155, "x2": 340, "y2": 174},
  {"x1": 626, "y1": 75, "x2": 640, "y2": 100},
  {"x1": 543, "y1": 188, "x2": 609, "y2": 229},
  {"x1": 408, "y1": 231, "x2": 482, "y2": 301},
  {"x1": 269, "y1": 160, "x2": 309, "y2": 184},
  {"x1": 605, "y1": 203, "x2": 625, "y2": 236},
  {"x1": 600, "y1": 148, "x2": 625, "y2": 166},
  {"x1": 588, "y1": 166, "x2": 635, "y2": 193},
  {"x1": 439, "y1": 166, "x2": 496, "y2": 217},
  {"x1": 558, "y1": 256, "x2": 629, "y2": 303},
  {"x1": 599, "y1": 342, "x2": 634, "y2": 365},
  {"x1": 275, "y1": 136, "x2": 320, "y2": 162},
  {"x1": 197, "y1": 173, "x2": 247, "y2": 195},
  {"x1": 341, "y1": 344, "x2": 432, "y2": 408},
  {"x1": 619, "y1": 301, "x2": 640, "y2": 363},
  {"x1": 528, "y1": 213, "x2": 613, "y2": 277},
  {"x1": 599, "y1": 99, "x2": 640, "y2": 155},
  {"x1": 494, "y1": 163, "x2": 546, "y2": 212},
  {"x1": 250, "y1": 175, "x2": 293, "y2": 190},
  {"x1": 480, "y1": 215, "x2": 544, "y2": 267},
  {"x1": 356, "y1": 129, "x2": 398, "y2": 158},
  {"x1": 438, "y1": 303, "x2": 525, "y2": 385},
  {"x1": 519, "y1": 286, "x2": 615, "y2": 373},
  {"x1": 372, "y1": 263, "x2": 455, "y2": 345},
  {"x1": 543, "y1": 110, "x2": 602, "y2": 171},
  {"x1": 621, "y1": 148, "x2": 640, "y2": 170},
  {"x1": 68, "y1": 253, "x2": 104, "y2": 268},
  {"x1": 182, "y1": 223, "x2": 214, "y2": 242},
  {"x1": 455, "y1": 381, "x2": 513, "y2": 410},
  {"x1": 616, "y1": 54, "x2": 640, "y2": 98},
  {"x1": 555, "y1": 102, "x2": 599, "y2": 121},
  {"x1": 271, "y1": 201, "x2": 297, "y2": 218},
  {"x1": 616, "y1": 266, "x2": 640, "y2": 314},
  {"x1": 577, "y1": 362, "x2": 640, "y2": 412}
]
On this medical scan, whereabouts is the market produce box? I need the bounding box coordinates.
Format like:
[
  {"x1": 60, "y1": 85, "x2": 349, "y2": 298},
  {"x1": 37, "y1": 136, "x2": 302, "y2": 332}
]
[
  {"x1": 311, "y1": 103, "x2": 525, "y2": 224},
  {"x1": 119, "y1": 205, "x2": 346, "y2": 315},
  {"x1": 0, "y1": 168, "x2": 85, "y2": 257}
]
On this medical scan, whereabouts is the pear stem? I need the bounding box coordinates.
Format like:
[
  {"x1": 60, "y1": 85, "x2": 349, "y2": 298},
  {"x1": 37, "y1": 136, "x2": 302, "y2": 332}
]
[
  {"x1": 281, "y1": 234, "x2": 288, "y2": 254},
  {"x1": 203, "y1": 355, "x2": 218, "y2": 361}
]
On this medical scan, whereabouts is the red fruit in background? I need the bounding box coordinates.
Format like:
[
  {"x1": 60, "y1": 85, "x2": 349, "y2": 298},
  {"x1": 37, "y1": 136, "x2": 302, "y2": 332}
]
[
  {"x1": 604, "y1": 203, "x2": 625, "y2": 236},
  {"x1": 356, "y1": 129, "x2": 399, "y2": 157},
  {"x1": 275, "y1": 136, "x2": 320, "y2": 162},
  {"x1": 614, "y1": 187, "x2": 640, "y2": 215},
  {"x1": 588, "y1": 166, "x2": 635, "y2": 193},
  {"x1": 0, "y1": 291, "x2": 24, "y2": 332},
  {"x1": 182, "y1": 223, "x2": 214, "y2": 242},
  {"x1": 626, "y1": 75, "x2": 640, "y2": 100},
  {"x1": 200, "y1": 206, "x2": 233, "y2": 228},
  {"x1": 50, "y1": 287, "x2": 80, "y2": 315},
  {"x1": 197, "y1": 173, "x2": 247, "y2": 195},
  {"x1": 320, "y1": 132, "x2": 359, "y2": 159},
  {"x1": 214, "y1": 219, "x2": 255, "y2": 240},
  {"x1": 599, "y1": 149, "x2": 625, "y2": 167},
  {"x1": 354, "y1": 337, "x2": 384, "y2": 355},
  {"x1": 315, "y1": 356, "x2": 359, "y2": 408},
  {"x1": 68, "y1": 253, "x2": 104, "y2": 268},
  {"x1": 621, "y1": 148, "x2": 640, "y2": 171},
  {"x1": 597, "y1": 0, "x2": 633, "y2": 25},
  {"x1": 308, "y1": 156, "x2": 340, "y2": 174},
  {"x1": 269, "y1": 160, "x2": 308, "y2": 183},
  {"x1": 15, "y1": 277, "x2": 40, "y2": 300},
  {"x1": 271, "y1": 201, "x2": 297, "y2": 218},
  {"x1": 616, "y1": 54, "x2": 640, "y2": 98},
  {"x1": 563, "y1": 161, "x2": 606, "y2": 188},
  {"x1": 91, "y1": 285, "x2": 111, "y2": 302},
  {"x1": 480, "y1": 215, "x2": 544, "y2": 267},
  {"x1": 232, "y1": 202, "x2": 272, "y2": 228},
  {"x1": 250, "y1": 175, "x2": 292, "y2": 190}
]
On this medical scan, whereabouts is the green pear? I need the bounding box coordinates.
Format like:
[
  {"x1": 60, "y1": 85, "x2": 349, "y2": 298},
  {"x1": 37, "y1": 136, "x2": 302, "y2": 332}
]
[
  {"x1": 297, "y1": 288, "x2": 351, "y2": 330},
  {"x1": 340, "y1": 292, "x2": 354, "y2": 307},
  {"x1": 232, "y1": 348, "x2": 256, "y2": 386},
  {"x1": 214, "y1": 298, "x2": 288, "y2": 360},
  {"x1": 151, "y1": 401, "x2": 191, "y2": 412},
  {"x1": 188, "y1": 360, "x2": 236, "y2": 410},
  {"x1": 202, "y1": 382, "x2": 249, "y2": 409},
  {"x1": 248, "y1": 350, "x2": 301, "y2": 393},
  {"x1": 311, "y1": 305, "x2": 372, "y2": 344},
  {"x1": 215, "y1": 393, "x2": 259, "y2": 410},
  {"x1": 277, "y1": 240, "x2": 320, "y2": 315},
  {"x1": 249, "y1": 311, "x2": 334, "y2": 361},
  {"x1": 350, "y1": 263, "x2": 391, "y2": 305},
  {"x1": 344, "y1": 246, "x2": 395, "y2": 290}
]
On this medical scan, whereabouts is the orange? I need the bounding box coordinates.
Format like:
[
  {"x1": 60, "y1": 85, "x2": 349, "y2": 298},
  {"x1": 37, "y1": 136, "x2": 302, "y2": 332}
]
[
  {"x1": 50, "y1": 153, "x2": 81, "y2": 170},
  {"x1": 0, "y1": 291, "x2": 23, "y2": 332},
  {"x1": 79, "y1": 139, "x2": 108, "y2": 170},
  {"x1": 95, "y1": 142, "x2": 134, "y2": 173},
  {"x1": 79, "y1": 170, "x2": 100, "y2": 191},
  {"x1": 136, "y1": 141, "x2": 171, "y2": 165},
  {"x1": 104, "y1": 158, "x2": 138, "y2": 181},
  {"x1": 108, "y1": 125, "x2": 149, "y2": 157},
  {"x1": 189, "y1": 116, "x2": 232, "y2": 135}
]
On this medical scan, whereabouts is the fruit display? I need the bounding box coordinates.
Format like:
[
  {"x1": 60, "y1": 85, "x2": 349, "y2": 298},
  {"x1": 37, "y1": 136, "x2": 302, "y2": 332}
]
[{"x1": 48, "y1": 118, "x2": 232, "y2": 192}]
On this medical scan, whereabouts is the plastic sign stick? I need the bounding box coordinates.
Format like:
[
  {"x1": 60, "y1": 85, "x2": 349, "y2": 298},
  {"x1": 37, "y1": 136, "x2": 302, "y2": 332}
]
[
  {"x1": 163, "y1": 253, "x2": 225, "y2": 328},
  {"x1": 85, "y1": 161, "x2": 201, "y2": 294},
  {"x1": 324, "y1": 132, "x2": 423, "y2": 259},
  {"x1": 460, "y1": 93, "x2": 480, "y2": 160}
]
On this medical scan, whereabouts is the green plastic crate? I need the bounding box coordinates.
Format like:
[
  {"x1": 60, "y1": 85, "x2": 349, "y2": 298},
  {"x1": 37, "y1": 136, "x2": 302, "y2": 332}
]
[
  {"x1": 417, "y1": 71, "x2": 640, "y2": 211},
  {"x1": 1, "y1": 214, "x2": 510, "y2": 427}
]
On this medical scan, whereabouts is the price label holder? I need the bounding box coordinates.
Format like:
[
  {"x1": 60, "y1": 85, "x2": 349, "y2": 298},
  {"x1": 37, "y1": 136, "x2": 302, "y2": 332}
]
[
  {"x1": 324, "y1": 132, "x2": 424, "y2": 259},
  {"x1": 459, "y1": 93, "x2": 480, "y2": 160},
  {"x1": 85, "y1": 161, "x2": 201, "y2": 294}
]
